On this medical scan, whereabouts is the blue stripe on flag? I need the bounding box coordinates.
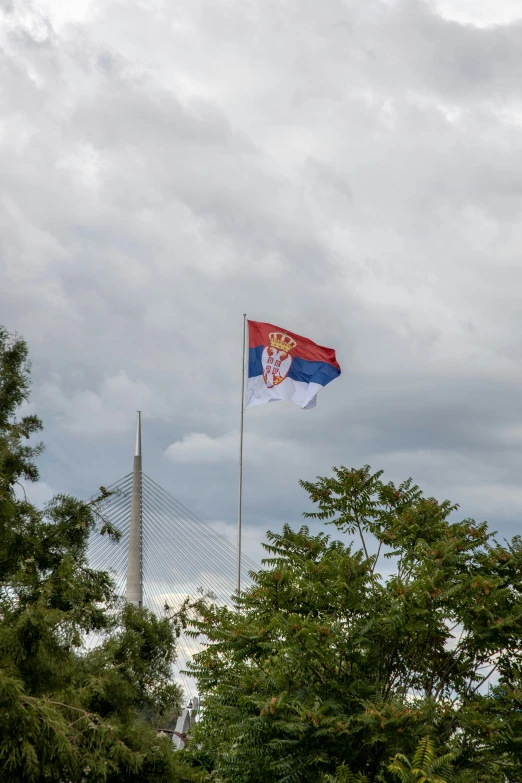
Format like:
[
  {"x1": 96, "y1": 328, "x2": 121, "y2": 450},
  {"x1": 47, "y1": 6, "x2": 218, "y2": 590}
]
[{"x1": 248, "y1": 345, "x2": 340, "y2": 387}]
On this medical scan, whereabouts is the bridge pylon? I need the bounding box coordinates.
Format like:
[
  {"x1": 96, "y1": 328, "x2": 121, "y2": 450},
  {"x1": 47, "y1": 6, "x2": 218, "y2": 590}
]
[{"x1": 125, "y1": 411, "x2": 143, "y2": 607}]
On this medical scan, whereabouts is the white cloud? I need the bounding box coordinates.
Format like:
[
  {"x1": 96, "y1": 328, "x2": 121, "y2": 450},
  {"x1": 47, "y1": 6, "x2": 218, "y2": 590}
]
[
  {"x1": 431, "y1": 0, "x2": 522, "y2": 28},
  {"x1": 2, "y1": 0, "x2": 522, "y2": 547},
  {"x1": 38, "y1": 371, "x2": 166, "y2": 436},
  {"x1": 164, "y1": 430, "x2": 297, "y2": 465},
  {"x1": 164, "y1": 432, "x2": 238, "y2": 464}
]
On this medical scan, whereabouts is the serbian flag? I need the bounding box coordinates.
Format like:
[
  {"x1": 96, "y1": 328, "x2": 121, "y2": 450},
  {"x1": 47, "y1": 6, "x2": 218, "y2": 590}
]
[{"x1": 246, "y1": 321, "x2": 341, "y2": 410}]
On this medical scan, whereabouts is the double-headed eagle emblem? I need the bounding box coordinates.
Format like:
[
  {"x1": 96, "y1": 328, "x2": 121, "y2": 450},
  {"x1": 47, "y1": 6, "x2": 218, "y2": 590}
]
[{"x1": 261, "y1": 332, "x2": 297, "y2": 388}]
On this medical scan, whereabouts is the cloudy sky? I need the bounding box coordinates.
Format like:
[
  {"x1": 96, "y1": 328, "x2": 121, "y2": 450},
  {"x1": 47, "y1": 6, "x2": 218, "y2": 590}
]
[{"x1": 2, "y1": 0, "x2": 522, "y2": 568}]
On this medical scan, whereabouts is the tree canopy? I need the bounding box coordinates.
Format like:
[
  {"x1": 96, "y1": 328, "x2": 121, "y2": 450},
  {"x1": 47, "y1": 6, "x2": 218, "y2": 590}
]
[
  {"x1": 0, "y1": 326, "x2": 203, "y2": 782},
  {"x1": 5, "y1": 323, "x2": 522, "y2": 782},
  {"x1": 180, "y1": 466, "x2": 522, "y2": 782}
]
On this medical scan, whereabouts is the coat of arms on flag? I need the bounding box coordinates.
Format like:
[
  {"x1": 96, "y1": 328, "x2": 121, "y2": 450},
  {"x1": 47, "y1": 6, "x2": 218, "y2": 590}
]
[
  {"x1": 261, "y1": 331, "x2": 296, "y2": 388},
  {"x1": 246, "y1": 321, "x2": 341, "y2": 409}
]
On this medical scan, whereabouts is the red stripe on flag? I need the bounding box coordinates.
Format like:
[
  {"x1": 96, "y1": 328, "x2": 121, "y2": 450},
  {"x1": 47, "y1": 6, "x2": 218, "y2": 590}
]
[{"x1": 248, "y1": 320, "x2": 340, "y2": 369}]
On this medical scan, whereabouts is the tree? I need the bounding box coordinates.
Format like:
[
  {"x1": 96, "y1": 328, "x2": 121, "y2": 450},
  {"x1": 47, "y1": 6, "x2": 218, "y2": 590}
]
[
  {"x1": 0, "y1": 327, "x2": 205, "y2": 782},
  {"x1": 388, "y1": 737, "x2": 455, "y2": 783},
  {"x1": 180, "y1": 466, "x2": 522, "y2": 782}
]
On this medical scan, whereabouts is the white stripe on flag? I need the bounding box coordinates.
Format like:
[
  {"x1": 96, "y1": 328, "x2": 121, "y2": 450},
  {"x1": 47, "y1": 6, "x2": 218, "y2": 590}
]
[{"x1": 246, "y1": 375, "x2": 321, "y2": 410}]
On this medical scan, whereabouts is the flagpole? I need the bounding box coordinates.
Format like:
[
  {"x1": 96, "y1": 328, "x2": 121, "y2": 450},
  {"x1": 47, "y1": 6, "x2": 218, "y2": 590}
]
[{"x1": 237, "y1": 313, "x2": 247, "y2": 596}]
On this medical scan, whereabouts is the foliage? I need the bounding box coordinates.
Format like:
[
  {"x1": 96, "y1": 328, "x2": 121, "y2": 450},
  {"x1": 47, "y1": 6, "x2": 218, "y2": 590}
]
[
  {"x1": 388, "y1": 737, "x2": 455, "y2": 783},
  {"x1": 179, "y1": 466, "x2": 522, "y2": 782},
  {"x1": 321, "y1": 764, "x2": 369, "y2": 783},
  {"x1": 0, "y1": 327, "x2": 204, "y2": 782}
]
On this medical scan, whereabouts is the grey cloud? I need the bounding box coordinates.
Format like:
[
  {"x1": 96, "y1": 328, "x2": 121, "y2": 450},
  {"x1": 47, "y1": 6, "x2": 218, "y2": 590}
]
[
  {"x1": 2, "y1": 0, "x2": 522, "y2": 568},
  {"x1": 379, "y1": 1, "x2": 522, "y2": 100}
]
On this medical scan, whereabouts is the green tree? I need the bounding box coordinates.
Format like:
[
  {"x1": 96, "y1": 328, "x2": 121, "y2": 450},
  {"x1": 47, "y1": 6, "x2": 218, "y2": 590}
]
[
  {"x1": 180, "y1": 466, "x2": 522, "y2": 782},
  {"x1": 388, "y1": 737, "x2": 455, "y2": 783},
  {"x1": 0, "y1": 327, "x2": 205, "y2": 782}
]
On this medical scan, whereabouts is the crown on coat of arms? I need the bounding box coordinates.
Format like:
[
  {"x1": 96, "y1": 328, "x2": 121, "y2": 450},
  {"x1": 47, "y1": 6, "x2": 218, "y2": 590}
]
[{"x1": 269, "y1": 331, "x2": 297, "y2": 353}]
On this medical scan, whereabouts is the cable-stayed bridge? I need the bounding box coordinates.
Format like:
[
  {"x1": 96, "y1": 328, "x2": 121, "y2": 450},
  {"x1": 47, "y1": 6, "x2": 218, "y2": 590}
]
[{"x1": 86, "y1": 413, "x2": 257, "y2": 700}]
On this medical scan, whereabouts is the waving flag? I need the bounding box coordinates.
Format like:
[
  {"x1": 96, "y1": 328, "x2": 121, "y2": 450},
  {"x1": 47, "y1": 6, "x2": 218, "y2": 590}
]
[{"x1": 246, "y1": 320, "x2": 341, "y2": 410}]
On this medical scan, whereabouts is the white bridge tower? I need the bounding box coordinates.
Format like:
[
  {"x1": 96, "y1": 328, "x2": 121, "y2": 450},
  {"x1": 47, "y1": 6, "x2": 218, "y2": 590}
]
[{"x1": 125, "y1": 411, "x2": 143, "y2": 607}]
